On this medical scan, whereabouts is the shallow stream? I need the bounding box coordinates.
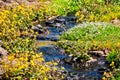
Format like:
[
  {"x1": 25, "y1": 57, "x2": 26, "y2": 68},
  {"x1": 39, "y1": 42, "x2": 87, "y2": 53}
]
[{"x1": 35, "y1": 16, "x2": 109, "y2": 80}]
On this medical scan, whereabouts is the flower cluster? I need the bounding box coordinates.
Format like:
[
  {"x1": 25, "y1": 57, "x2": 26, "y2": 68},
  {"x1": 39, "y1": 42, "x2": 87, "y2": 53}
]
[
  {"x1": 75, "y1": 2, "x2": 120, "y2": 22},
  {"x1": 0, "y1": 2, "x2": 48, "y2": 52},
  {"x1": 0, "y1": 1, "x2": 64, "y2": 79},
  {"x1": 1, "y1": 52, "x2": 63, "y2": 79}
]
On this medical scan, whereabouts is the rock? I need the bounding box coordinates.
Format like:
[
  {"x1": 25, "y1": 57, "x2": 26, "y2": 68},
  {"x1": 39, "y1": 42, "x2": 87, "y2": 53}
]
[
  {"x1": 45, "y1": 20, "x2": 54, "y2": 26},
  {"x1": 54, "y1": 23, "x2": 62, "y2": 27},
  {"x1": 27, "y1": 0, "x2": 34, "y2": 2},
  {"x1": 0, "y1": 1, "x2": 6, "y2": 9},
  {"x1": 32, "y1": 24, "x2": 43, "y2": 31},
  {"x1": 0, "y1": 47, "x2": 8, "y2": 57},
  {"x1": 111, "y1": 19, "x2": 120, "y2": 26},
  {"x1": 32, "y1": 24, "x2": 48, "y2": 34},
  {"x1": 86, "y1": 57, "x2": 97, "y2": 67},
  {"x1": 0, "y1": 47, "x2": 8, "y2": 63},
  {"x1": 88, "y1": 51, "x2": 105, "y2": 57},
  {"x1": 44, "y1": 1, "x2": 50, "y2": 5},
  {"x1": 32, "y1": 26, "x2": 39, "y2": 31},
  {"x1": 97, "y1": 67, "x2": 107, "y2": 74},
  {"x1": 2, "y1": 0, "x2": 13, "y2": 3},
  {"x1": 46, "y1": 16, "x2": 64, "y2": 27},
  {"x1": 104, "y1": 49, "x2": 110, "y2": 56},
  {"x1": 55, "y1": 16, "x2": 65, "y2": 23},
  {"x1": 36, "y1": 24, "x2": 43, "y2": 28},
  {"x1": 64, "y1": 56, "x2": 73, "y2": 64}
]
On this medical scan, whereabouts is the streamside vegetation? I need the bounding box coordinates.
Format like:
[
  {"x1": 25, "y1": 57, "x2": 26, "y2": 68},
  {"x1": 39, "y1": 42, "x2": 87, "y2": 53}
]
[{"x1": 0, "y1": 0, "x2": 120, "y2": 79}]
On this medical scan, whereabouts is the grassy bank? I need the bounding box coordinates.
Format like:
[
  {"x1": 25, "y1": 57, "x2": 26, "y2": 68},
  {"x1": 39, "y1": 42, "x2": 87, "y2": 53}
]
[
  {"x1": 48, "y1": 0, "x2": 120, "y2": 22},
  {"x1": 57, "y1": 24, "x2": 120, "y2": 79}
]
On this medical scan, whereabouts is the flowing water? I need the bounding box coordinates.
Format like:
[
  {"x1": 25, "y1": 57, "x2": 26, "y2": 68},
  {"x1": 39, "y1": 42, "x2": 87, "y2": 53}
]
[{"x1": 35, "y1": 16, "x2": 109, "y2": 80}]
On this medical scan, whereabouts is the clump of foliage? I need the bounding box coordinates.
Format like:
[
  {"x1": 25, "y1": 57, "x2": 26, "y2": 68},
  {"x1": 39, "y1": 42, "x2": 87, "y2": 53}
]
[
  {"x1": 59, "y1": 24, "x2": 120, "y2": 79},
  {"x1": 48, "y1": 0, "x2": 120, "y2": 22},
  {"x1": 61, "y1": 24, "x2": 120, "y2": 43},
  {"x1": 1, "y1": 52, "x2": 64, "y2": 79},
  {"x1": 0, "y1": 1, "x2": 64, "y2": 79},
  {"x1": 75, "y1": 0, "x2": 120, "y2": 22},
  {"x1": 58, "y1": 24, "x2": 120, "y2": 62},
  {"x1": 47, "y1": 0, "x2": 79, "y2": 16},
  {"x1": 107, "y1": 50, "x2": 120, "y2": 68},
  {"x1": 56, "y1": 40, "x2": 90, "y2": 62},
  {"x1": 103, "y1": 50, "x2": 120, "y2": 80},
  {"x1": 0, "y1": 2, "x2": 48, "y2": 52}
]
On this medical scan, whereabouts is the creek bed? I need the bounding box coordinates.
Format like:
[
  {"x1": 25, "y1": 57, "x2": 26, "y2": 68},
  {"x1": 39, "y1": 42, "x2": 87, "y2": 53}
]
[{"x1": 35, "y1": 16, "x2": 109, "y2": 80}]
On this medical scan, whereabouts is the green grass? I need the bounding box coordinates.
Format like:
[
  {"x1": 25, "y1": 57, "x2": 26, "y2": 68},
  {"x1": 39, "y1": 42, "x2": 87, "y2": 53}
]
[
  {"x1": 57, "y1": 24, "x2": 120, "y2": 64},
  {"x1": 61, "y1": 24, "x2": 120, "y2": 43},
  {"x1": 48, "y1": 0, "x2": 79, "y2": 15}
]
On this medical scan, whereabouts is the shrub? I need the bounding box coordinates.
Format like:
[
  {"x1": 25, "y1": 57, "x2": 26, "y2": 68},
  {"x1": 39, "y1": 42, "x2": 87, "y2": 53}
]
[
  {"x1": 75, "y1": 1, "x2": 120, "y2": 22},
  {"x1": 0, "y1": 1, "x2": 64, "y2": 79},
  {"x1": 56, "y1": 40, "x2": 90, "y2": 62},
  {"x1": 1, "y1": 52, "x2": 64, "y2": 79},
  {"x1": 47, "y1": 0, "x2": 79, "y2": 16},
  {"x1": 0, "y1": 1, "x2": 51, "y2": 53},
  {"x1": 107, "y1": 50, "x2": 120, "y2": 68}
]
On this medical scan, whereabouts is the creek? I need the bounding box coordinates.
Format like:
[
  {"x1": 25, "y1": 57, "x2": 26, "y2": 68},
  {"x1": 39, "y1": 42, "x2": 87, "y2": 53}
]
[{"x1": 34, "y1": 16, "x2": 109, "y2": 80}]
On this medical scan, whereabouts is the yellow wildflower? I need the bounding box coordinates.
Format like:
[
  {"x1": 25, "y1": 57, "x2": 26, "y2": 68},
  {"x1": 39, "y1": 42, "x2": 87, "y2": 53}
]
[{"x1": 110, "y1": 61, "x2": 114, "y2": 67}]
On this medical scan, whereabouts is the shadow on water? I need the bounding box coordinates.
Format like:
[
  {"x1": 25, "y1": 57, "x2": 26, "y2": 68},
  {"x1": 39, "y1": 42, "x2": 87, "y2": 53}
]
[{"x1": 35, "y1": 15, "x2": 108, "y2": 80}]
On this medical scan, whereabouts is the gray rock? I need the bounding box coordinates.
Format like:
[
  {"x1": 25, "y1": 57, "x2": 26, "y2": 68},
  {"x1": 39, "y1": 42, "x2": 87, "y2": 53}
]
[
  {"x1": 32, "y1": 24, "x2": 43, "y2": 30},
  {"x1": 0, "y1": 47, "x2": 8, "y2": 63},
  {"x1": 45, "y1": 20, "x2": 54, "y2": 26},
  {"x1": 0, "y1": 47, "x2": 8, "y2": 57},
  {"x1": 111, "y1": 19, "x2": 120, "y2": 26},
  {"x1": 88, "y1": 51, "x2": 105, "y2": 57},
  {"x1": 55, "y1": 16, "x2": 65, "y2": 23},
  {"x1": 32, "y1": 24, "x2": 47, "y2": 34},
  {"x1": 97, "y1": 67, "x2": 107, "y2": 74}
]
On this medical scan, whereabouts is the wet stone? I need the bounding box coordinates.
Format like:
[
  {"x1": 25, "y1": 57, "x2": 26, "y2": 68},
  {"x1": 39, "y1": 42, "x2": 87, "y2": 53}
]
[
  {"x1": 55, "y1": 16, "x2": 66, "y2": 23},
  {"x1": 32, "y1": 24, "x2": 47, "y2": 34},
  {"x1": 97, "y1": 67, "x2": 107, "y2": 74},
  {"x1": 88, "y1": 51, "x2": 105, "y2": 57},
  {"x1": 45, "y1": 20, "x2": 54, "y2": 26},
  {"x1": 45, "y1": 15, "x2": 76, "y2": 28}
]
